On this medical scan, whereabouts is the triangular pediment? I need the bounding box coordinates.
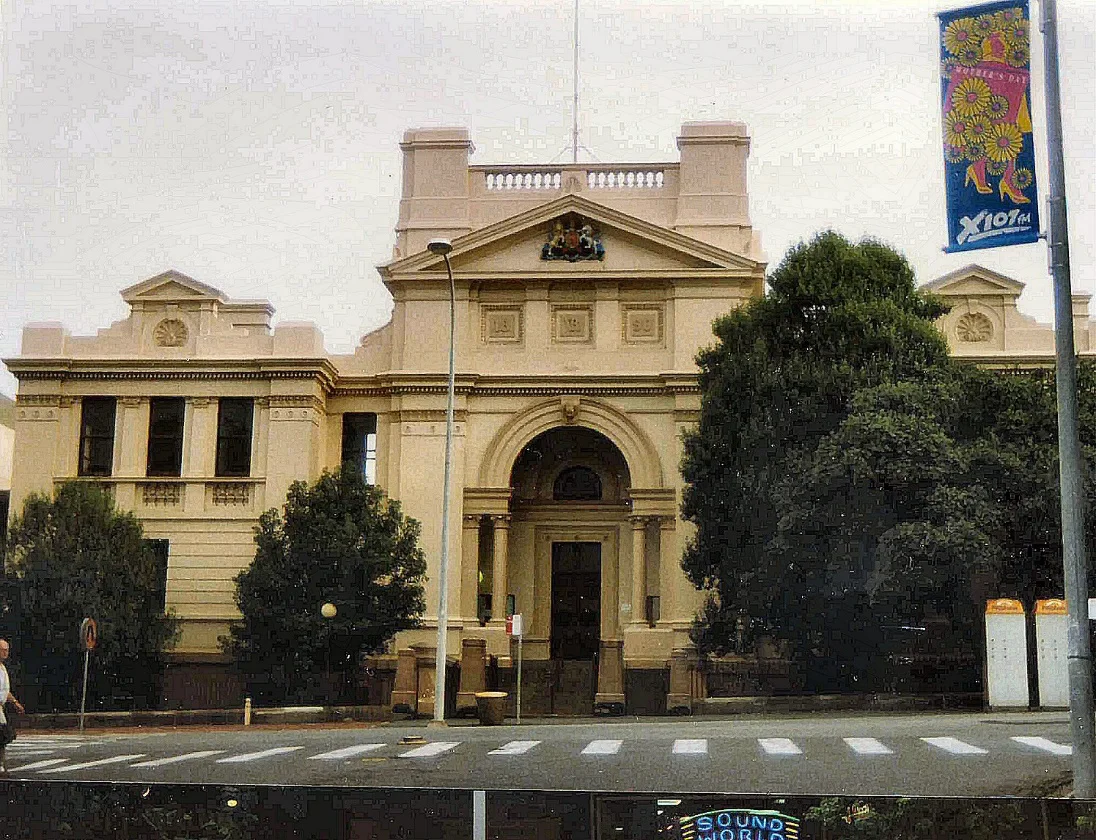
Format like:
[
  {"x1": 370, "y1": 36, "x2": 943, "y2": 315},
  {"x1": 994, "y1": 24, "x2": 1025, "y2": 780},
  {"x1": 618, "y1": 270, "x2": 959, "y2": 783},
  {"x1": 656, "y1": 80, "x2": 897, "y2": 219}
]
[
  {"x1": 121, "y1": 270, "x2": 226, "y2": 304},
  {"x1": 923, "y1": 264, "x2": 1026, "y2": 298},
  {"x1": 379, "y1": 194, "x2": 763, "y2": 279}
]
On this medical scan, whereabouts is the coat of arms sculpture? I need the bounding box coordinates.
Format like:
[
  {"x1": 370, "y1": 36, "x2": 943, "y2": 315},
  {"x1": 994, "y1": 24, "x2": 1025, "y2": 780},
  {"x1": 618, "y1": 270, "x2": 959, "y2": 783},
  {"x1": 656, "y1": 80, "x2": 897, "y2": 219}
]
[{"x1": 541, "y1": 217, "x2": 605, "y2": 262}]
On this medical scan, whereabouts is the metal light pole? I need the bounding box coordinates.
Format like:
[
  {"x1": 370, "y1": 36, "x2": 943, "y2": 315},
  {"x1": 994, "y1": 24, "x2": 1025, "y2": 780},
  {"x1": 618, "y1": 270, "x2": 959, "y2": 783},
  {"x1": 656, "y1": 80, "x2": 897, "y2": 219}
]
[
  {"x1": 1041, "y1": 0, "x2": 1096, "y2": 799},
  {"x1": 427, "y1": 238, "x2": 456, "y2": 726}
]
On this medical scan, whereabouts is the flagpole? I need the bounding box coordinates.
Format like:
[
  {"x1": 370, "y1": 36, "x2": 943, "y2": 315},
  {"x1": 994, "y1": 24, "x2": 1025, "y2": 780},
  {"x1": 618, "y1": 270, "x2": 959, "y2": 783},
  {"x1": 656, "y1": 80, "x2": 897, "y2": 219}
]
[{"x1": 1041, "y1": 0, "x2": 1096, "y2": 800}]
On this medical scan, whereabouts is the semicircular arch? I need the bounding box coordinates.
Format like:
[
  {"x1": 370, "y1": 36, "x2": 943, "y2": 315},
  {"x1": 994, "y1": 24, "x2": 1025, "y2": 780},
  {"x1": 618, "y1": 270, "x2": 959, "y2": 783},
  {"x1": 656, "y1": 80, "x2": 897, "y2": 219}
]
[{"x1": 478, "y1": 398, "x2": 664, "y2": 489}]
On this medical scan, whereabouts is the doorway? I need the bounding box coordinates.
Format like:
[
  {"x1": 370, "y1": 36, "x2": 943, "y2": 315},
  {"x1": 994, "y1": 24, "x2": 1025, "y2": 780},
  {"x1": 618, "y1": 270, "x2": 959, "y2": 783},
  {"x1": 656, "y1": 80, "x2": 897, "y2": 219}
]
[{"x1": 550, "y1": 541, "x2": 601, "y2": 714}]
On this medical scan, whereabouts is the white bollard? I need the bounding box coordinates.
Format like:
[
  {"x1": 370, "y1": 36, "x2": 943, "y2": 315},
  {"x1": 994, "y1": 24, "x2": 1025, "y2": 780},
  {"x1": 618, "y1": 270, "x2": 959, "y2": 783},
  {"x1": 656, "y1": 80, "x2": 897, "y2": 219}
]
[{"x1": 244, "y1": 696, "x2": 252, "y2": 726}]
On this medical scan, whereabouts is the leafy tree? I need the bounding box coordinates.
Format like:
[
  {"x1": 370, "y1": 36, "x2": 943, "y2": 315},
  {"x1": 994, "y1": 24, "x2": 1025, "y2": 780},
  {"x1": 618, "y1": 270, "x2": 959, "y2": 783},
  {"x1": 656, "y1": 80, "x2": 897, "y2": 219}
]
[
  {"x1": 2, "y1": 482, "x2": 179, "y2": 711},
  {"x1": 681, "y1": 231, "x2": 950, "y2": 672},
  {"x1": 682, "y1": 230, "x2": 1096, "y2": 690},
  {"x1": 223, "y1": 467, "x2": 427, "y2": 703}
]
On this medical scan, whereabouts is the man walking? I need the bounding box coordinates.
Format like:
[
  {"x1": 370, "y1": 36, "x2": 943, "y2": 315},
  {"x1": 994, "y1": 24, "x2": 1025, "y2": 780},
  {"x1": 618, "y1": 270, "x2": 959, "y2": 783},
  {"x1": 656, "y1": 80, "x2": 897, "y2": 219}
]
[{"x1": 0, "y1": 638, "x2": 26, "y2": 773}]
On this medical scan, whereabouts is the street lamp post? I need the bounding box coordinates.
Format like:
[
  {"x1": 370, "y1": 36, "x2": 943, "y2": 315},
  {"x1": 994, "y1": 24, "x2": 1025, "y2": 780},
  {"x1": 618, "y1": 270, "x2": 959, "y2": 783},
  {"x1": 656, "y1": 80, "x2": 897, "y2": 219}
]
[{"x1": 427, "y1": 238, "x2": 456, "y2": 726}]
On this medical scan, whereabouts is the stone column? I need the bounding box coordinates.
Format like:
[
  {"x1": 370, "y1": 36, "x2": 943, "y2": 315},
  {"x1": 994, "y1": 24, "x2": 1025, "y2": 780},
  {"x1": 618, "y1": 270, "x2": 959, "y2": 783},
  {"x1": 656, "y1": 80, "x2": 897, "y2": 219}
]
[
  {"x1": 491, "y1": 514, "x2": 510, "y2": 622},
  {"x1": 461, "y1": 514, "x2": 482, "y2": 624},
  {"x1": 629, "y1": 516, "x2": 648, "y2": 626},
  {"x1": 657, "y1": 516, "x2": 677, "y2": 626},
  {"x1": 390, "y1": 648, "x2": 418, "y2": 715},
  {"x1": 455, "y1": 637, "x2": 487, "y2": 717}
]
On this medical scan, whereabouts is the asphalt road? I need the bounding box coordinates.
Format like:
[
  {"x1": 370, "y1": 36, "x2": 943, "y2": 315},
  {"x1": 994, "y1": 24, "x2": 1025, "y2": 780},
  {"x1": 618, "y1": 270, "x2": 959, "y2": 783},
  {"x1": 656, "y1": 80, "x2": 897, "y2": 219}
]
[{"x1": 0, "y1": 711, "x2": 1077, "y2": 797}]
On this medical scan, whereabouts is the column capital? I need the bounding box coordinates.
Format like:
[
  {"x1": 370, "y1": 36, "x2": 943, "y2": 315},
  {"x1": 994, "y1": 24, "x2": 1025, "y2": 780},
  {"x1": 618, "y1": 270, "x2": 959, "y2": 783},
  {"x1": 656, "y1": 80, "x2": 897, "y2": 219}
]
[
  {"x1": 462, "y1": 513, "x2": 482, "y2": 527},
  {"x1": 628, "y1": 514, "x2": 651, "y2": 529},
  {"x1": 658, "y1": 515, "x2": 677, "y2": 530},
  {"x1": 489, "y1": 513, "x2": 511, "y2": 528}
]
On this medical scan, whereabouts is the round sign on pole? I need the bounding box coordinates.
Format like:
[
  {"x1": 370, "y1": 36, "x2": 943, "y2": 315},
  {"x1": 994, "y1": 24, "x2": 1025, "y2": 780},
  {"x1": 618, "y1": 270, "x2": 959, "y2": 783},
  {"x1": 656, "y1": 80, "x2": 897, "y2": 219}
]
[{"x1": 79, "y1": 617, "x2": 97, "y2": 651}]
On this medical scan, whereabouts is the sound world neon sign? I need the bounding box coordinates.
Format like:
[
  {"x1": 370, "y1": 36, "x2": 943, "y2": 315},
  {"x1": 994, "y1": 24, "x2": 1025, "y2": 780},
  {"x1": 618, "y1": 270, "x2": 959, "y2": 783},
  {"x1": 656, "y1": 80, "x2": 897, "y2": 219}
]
[{"x1": 678, "y1": 809, "x2": 800, "y2": 840}]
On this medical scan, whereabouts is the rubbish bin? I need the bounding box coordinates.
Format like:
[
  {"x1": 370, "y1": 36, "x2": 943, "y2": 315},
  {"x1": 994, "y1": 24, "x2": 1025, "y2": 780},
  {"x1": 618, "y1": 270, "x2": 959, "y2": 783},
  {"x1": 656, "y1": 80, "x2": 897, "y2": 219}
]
[{"x1": 475, "y1": 691, "x2": 508, "y2": 726}]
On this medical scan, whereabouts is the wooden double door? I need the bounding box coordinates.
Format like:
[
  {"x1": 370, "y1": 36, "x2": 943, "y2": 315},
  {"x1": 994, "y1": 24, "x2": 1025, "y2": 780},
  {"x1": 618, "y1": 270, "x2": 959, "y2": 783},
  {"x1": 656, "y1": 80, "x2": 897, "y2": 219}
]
[{"x1": 549, "y1": 541, "x2": 601, "y2": 715}]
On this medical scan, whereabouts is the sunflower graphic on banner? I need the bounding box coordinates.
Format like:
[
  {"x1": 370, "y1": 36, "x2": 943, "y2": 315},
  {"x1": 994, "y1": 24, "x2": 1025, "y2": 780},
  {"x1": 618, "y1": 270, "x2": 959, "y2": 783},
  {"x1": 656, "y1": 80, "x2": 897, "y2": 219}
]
[{"x1": 938, "y1": 1, "x2": 1039, "y2": 252}]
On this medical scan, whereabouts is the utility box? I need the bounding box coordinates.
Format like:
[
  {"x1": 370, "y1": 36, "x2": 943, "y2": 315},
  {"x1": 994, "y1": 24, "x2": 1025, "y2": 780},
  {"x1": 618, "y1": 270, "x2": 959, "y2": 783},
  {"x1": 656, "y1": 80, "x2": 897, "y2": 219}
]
[
  {"x1": 985, "y1": 598, "x2": 1029, "y2": 709},
  {"x1": 1036, "y1": 598, "x2": 1069, "y2": 708}
]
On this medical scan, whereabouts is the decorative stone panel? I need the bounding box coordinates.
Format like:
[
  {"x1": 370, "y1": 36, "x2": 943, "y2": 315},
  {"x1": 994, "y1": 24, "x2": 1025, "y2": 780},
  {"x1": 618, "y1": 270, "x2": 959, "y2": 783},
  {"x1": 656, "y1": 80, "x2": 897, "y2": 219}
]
[
  {"x1": 621, "y1": 304, "x2": 665, "y2": 345},
  {"x1": 140, "y1": 482, "x2": 182, "y2": 507},
  {"x1": 153, "y1": 318, "x2": 189, "y2": 347},
  {"x1": 16, "y1": 395, "x2": 60, "y2": 421},
  {"x1": 551, "y1": 305, "x2": 594, "y2": 344},
  {"x1": 955, "y1": 312, "x2": 993, "y2": 343},
  {"x1": 209, "y1": 482, "x2": 251, "y2": 506},
  {"x1": 480, "y1": 305, "x2": 524, "y2": 344}
]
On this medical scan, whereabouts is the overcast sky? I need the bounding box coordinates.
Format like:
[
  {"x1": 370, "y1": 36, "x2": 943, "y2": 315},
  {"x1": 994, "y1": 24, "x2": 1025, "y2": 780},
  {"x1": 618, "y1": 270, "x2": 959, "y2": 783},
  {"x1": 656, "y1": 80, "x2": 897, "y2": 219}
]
[{"x1": 2, "y1": 0, "x2": 1094, "y2": 397}]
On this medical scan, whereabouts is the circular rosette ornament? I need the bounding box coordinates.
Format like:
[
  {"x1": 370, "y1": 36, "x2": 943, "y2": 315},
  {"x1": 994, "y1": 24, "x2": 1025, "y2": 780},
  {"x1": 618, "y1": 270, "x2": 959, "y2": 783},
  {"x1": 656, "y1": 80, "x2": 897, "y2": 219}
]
[
  {"x1": 952, "y1": 77, "x2": 992, "y2": 116},
  {"x1": 1012, "y1": 168, "x2": 1033, "y2": 190},
  {"x1": 944, "y1": 17, "x2": 980, "y2": 57},
  {"x1": 987, "y1": 158, "x2": 1008, "y2": 176},
  {"x1": 944, "y1": 145, "x2": 965, "y2": 164},
  {"x1": 941, "y1": 57, "x2": 961, "y2": 79},
  {"x1": 987, "y1": 122, "x2": 1024, "y2": 162}
]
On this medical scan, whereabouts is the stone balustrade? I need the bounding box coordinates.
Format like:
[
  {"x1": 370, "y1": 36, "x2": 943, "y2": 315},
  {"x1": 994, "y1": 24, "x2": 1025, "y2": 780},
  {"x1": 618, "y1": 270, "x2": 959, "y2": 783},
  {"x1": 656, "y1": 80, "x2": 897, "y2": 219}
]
[{"x1": 477, "y1": 166, "x2": 670, "y2": 193}]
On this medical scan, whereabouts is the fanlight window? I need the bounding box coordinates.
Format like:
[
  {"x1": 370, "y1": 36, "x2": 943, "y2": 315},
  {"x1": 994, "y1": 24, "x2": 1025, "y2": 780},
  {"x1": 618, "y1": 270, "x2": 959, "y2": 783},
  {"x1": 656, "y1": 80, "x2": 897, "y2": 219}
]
[{"x1": 553, "y1": 466, "x2": 602, "y2": 501}]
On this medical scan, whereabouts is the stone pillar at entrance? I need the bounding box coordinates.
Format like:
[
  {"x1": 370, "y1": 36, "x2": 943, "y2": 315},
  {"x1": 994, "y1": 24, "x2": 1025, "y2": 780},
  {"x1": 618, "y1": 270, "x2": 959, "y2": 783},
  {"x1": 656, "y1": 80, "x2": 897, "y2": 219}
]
[
  {"x1": 390, "y1": 648, "x2": 418, "y2": 715},
  {"x1": 455, "y1": 637, "x2": 487, "y2": 717},
  {"x1": 629, "y1": 516, "x2": 648, "y2": 626},
  {"x1": 490, "y1": 514, "x2": 510, "y2": 623},
  {"x1": 595, "y1": 640, "x2": 626, "y2": 714}
]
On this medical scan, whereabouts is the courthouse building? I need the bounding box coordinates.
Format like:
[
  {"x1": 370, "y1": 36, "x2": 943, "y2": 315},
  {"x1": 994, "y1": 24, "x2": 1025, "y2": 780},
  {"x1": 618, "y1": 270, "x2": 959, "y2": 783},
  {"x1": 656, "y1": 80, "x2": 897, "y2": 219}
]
[{"x1": 4, "y1": 122, "x2": 1091, "y2": 713}]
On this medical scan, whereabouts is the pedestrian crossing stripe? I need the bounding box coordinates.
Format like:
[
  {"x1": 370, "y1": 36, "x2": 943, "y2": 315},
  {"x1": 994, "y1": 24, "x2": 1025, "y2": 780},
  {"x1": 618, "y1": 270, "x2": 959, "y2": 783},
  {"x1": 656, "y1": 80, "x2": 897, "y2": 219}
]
[
  {"x1": 131, "y1": 750, "x2": 226, "y2": 768},
  {"x1": 844, "y1": 737, "x2": 894, "y2": 755},
  {"x1": 308, "y1": 744, "x2": 387, "y2": 760},
  {"x1": 672, "y1": 739, "x2": 708, "y2": 755},
  {"x1": 758, "y1": 738, "x2": 802, "y2": 756},
  {"x1": 3, "y1": 734, "x2": 1082, "y2": 772},
  {"x1": 398, "y1": 742, "x2": 459, "y2": 758},
  {"x1": 1011, "y1": 736, "x2": 1072, "y2": 755},
  {"x1": 921, "y1": 737, "x2": 988, "y2": 755},
  {"x1": 216, "y1": 747, "x2": 304, "y2": 763},
  {"x1": 40, "y1": 755, "x2": 146, "y2": 773},
  {"x1": 9, "y1": 758, "x2": 69, "y2": 772}
]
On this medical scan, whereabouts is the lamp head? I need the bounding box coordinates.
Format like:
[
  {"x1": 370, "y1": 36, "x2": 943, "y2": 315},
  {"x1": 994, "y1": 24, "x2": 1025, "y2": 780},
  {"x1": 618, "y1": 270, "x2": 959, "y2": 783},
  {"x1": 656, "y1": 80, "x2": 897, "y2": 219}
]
[
  {"x1": 320, "y1": 602, "x2": 337, "y2": 619},
  {"x1": 427, "y1": 238, "x2": 453, "y2": 256}
]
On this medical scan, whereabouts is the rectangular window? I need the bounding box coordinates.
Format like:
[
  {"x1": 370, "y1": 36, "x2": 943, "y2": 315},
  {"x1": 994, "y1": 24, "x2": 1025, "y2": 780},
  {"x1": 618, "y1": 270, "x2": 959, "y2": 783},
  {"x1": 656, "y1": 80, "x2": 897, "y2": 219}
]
[
  {"x1": 215, "y1": 398, "x2": 254, "y2": 477},
  {"x1": 146, "y1": 398, "x2": 185, "y2": 477},
  {"x1": 144, "y1": 538, "x2": 170, "y2": 611},
  {"x1": 78, "y1": 397, "x2": 117, "y2": 477},
  {"x1": 341, "y1": 413, "x2": 378, "y2": 484}
]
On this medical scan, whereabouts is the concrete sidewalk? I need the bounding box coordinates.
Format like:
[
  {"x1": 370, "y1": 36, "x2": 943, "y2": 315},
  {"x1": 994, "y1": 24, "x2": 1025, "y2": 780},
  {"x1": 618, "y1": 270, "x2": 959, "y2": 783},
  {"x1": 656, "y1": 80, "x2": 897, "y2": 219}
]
[{"x1": 11, "y1": 691, "x2": 1009, "y2": 731}]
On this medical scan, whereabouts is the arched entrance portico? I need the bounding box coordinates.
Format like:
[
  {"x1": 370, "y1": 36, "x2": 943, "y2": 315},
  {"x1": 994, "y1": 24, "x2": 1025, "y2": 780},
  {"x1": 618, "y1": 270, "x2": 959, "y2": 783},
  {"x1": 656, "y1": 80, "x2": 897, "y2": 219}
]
[{"x1": 461, "y1": 398, "x2": 677, "y2": 715}]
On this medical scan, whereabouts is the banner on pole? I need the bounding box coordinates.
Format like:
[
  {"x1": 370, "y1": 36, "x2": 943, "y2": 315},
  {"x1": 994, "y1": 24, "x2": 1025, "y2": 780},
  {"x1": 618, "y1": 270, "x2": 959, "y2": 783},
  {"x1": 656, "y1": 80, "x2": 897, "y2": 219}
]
[{"x1": 938, "y1": 1, "x2": 1039, "y2": 252}]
